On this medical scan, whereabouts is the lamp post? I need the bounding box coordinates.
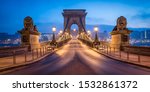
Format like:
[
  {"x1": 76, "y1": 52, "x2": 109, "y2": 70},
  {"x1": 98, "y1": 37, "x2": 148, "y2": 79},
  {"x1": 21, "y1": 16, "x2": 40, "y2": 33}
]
[
  {"x1": 51, "y1": 26, "x2": 56, "y2": 46},
  {"x1": 94, "y1": 26, "x2": 99, "y2": 49},
  {"x1": 94, "y1": 26, "x2": 99, "y2": 42}
]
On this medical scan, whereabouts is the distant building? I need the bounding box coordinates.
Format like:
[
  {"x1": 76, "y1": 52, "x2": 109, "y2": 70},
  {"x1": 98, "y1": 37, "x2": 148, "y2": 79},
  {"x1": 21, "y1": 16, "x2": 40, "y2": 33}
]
[
  {"x1": 0, "y1": 33, "x2": 21, "y2": 47},
  {"x1": 40, "y1": 33, "x2": 53, "y2": 42},
  {"x1": 99, "y1": 30, "x2": 110, "y2": 41},
  {"x1": 130, "y1": 30, "x2": 150, "y2": 46},
  {"x1": 90, "y1": 30, "x2": 110, "y2": 42},
  {"x1": 130, "y1": 31, "x2": 141, "y2": 40},
  {"x1": 141, "y1": 30, "x2": 150, "y2": 40},
  {"x1": 0, "y1": 33, "x2": 9, "y2": 41}
]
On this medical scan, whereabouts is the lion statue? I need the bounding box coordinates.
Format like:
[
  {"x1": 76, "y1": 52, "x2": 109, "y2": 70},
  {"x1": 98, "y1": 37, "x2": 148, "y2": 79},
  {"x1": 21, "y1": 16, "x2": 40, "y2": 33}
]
[
  {"x1": 113, "y1": 16, "x2": 127, "y2": 31},
  {"x1": 117, "y1": 16, "x2": 127, "y2": 30},
  {"x1": 24, "y1": 16, "x2": 34, "y2": 31}
]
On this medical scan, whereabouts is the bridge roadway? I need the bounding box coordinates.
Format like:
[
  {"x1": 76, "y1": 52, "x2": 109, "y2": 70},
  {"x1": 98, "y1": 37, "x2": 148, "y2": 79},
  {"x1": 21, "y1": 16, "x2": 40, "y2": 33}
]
[{"x1": 2, "y1": 39, "x2": 150, "y2": 75}]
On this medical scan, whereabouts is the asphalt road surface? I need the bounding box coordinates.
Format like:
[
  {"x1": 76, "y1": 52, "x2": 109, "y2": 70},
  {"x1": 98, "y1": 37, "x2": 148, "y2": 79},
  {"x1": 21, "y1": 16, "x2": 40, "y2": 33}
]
[{"x1": 2, "y1": 39, "x2": 150, "y2": 75}]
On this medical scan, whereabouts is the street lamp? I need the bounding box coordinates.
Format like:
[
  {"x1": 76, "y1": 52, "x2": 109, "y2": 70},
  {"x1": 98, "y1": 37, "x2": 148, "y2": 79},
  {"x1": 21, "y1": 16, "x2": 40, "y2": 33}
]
[
  {"x1": 73, "y1": 29, "x2": 76, "y2": 32},
  {"x1": 60, "y1": 30, "x2": 63, "y2": 34},
  {"x1": 94, "y1": 26, "x2": 99, "y2": 32},
  {"x1": 58, "y1": 30, "x2": 63, "y2": 37},
  {"x1": 87, "y1": 30, "x2": 91, "y2": 37},
  {"x1": 51, "y1": 26, "x2": 56, "y2": 44},
  {"x1": 52, "y1": 27, "x2": 56, "y2": 32},
  {"x1": 94, "y1": 26, "x2": 99, "y2": 41},
  {"x1": 93, "y1": 26, "x2": 99, "y2": 48},
  {"x1": 87, "y1": 30, "x2": 91, "y2": 34}
]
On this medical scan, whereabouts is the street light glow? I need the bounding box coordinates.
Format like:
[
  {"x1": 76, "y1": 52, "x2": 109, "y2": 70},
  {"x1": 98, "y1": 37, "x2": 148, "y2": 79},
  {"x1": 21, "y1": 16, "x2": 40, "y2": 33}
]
[
  {"x1": 60, "y1": 30, "x2": 63, "y2": 34},
  {"x1": 66, "y1": 33, "x2": 69, "y2": 35},
  {"x1": 94, "y1": 26, "x2": 99, "y2": 32},
  {"x1": 87, "y1": 30, "x2": 91, "y2": 34},
  {"x1": 73, "y1": 29, "x2": 76, "y2": 32},
  {"x1": 52, "y1": 27, "x2": 56, "y2": 32}
]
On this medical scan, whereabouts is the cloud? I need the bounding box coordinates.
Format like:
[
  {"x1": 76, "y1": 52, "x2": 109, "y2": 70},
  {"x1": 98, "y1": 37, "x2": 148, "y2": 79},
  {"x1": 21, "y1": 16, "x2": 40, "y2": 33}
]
[
  {"x1": 86, "y1": 17, "x2": 111, "y2": 25},
  {"x1": 132, "y1": 12, "x2": 150, "y2": 20},
  {"x1": 128, "y1": 10, "x2": 150, "y2": 28}
]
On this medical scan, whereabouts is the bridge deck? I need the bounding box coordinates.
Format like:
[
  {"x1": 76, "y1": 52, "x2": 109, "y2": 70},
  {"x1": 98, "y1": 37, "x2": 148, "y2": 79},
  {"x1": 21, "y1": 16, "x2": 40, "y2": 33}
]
[{"x1": 1, "y1": 39, "x2": 150, "y2": 75}]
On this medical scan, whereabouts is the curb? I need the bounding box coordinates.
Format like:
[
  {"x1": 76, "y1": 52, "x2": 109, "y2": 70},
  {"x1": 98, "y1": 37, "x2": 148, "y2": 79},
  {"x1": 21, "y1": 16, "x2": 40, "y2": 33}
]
[{"x1": 91, "y1": 48, "x2": 150, "y2": 69}]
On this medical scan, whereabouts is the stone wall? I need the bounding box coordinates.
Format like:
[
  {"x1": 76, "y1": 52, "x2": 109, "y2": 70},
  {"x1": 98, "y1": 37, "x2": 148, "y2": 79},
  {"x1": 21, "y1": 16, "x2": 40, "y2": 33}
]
[{"x1": 123, "y1": 46, "x2": 150, "y2": 56}]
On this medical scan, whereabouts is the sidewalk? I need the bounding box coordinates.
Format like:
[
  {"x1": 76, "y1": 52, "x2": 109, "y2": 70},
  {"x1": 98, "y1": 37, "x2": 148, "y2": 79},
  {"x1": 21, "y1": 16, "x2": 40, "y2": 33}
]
[{"x1": 92, "y1": 48, "x2": 150, "y2": 68}]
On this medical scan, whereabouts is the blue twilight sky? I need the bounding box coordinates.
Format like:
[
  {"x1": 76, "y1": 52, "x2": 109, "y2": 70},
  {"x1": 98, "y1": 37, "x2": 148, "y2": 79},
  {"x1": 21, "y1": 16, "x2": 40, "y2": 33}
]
[{"x1": 0, "y1": 0, "x2": 150, "y2": 34}]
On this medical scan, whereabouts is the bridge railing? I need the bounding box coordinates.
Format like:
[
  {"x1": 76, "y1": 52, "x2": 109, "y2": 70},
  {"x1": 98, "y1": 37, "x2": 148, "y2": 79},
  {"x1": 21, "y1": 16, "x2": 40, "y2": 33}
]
[
  {"x1": 95, "y1": 45, "x2": 150, "y2": 67},
  {"x1": 0, "y1": 46, "x2": 54, "y2": 69},
  {"x1": 0, "y1": 46, "x2": 28, "y2": 58},
  {"x1": 57, "y1": 38, "x2": 71, "y2": 48},
  {"x1": 79, "y1": 37, "x2": 150, "y2": 67},
  {"x1": 78, "y1": 38, "x2": 93, "y2": 47}
]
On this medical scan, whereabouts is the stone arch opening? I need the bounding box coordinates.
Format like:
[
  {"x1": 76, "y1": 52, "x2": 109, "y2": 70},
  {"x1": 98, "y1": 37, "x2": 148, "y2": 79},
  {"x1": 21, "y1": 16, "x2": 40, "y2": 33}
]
[{"x1": 70, "y1": 24, "x2": 79, "y2": 37}]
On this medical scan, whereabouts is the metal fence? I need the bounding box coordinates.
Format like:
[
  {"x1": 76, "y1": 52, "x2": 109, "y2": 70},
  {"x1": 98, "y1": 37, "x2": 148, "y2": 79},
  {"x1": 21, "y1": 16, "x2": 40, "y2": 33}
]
[
  {"x1": 0, "y1": 46, "x2": 53, "y2": 68},
  {"x1": 96, "y1": 45, "x2": 150, "y2": 64}
]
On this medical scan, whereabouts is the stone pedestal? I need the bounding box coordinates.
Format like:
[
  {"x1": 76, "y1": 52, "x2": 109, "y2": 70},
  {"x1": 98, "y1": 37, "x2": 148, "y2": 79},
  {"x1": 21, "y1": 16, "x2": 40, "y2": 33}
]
[
  {"x1": 19, "y1": 30, "x2": 41, "y2": 51},
  {"x1": 110, "y1": 30, "x2": 131, "y2": 50},
  {"x1": 30, "y1": 34, "x2": 41, "y2": 50},
  {"x1": 111, "y1": 34, "x2": 122, "y2": 49}
]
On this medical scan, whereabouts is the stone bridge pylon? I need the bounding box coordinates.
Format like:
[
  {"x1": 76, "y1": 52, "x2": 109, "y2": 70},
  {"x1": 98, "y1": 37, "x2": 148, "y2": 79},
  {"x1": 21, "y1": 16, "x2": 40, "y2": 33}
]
[{"x1": 62, "y1": 9, "x2": 87, "y2": 34}]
